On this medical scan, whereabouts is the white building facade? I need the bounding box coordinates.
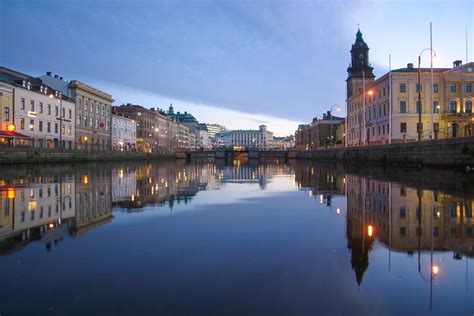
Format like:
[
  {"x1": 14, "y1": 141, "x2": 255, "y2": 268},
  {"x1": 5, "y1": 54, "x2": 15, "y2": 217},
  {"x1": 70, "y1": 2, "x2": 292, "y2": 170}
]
[
  {"x1": 112, "y1": 114, "x2": 136, "y2": 151},
  {"x1": 15, "y1": 83, "x2": 75, "y2": 149},
  {"x1": 215, "y1": 125, "x2": 273, "y2": 149}
]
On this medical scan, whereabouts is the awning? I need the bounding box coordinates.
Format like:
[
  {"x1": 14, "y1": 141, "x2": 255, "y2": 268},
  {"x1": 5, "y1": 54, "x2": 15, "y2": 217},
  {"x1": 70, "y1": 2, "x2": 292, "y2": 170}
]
[{"x1": 0, "y1": 130, "x2": 31, "y2": 139}]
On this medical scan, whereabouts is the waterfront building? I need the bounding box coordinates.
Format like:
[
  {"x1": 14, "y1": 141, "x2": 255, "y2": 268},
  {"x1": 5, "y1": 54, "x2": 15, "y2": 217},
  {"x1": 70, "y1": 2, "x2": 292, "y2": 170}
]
[
  {"x1": 294, "y1": 112, "x2": 345, "y2": 150},
  {"x1": 272, "y1": 135, "x2": 294, "y2": 150},
  {"x1": 206, "y1": 123, "x2": 227, "y2": 140},
  {"x1": 152, "y1": 108, "x2": 172, "y2": 153},
  {"x1": 111, "y1": 111, "x2": 136, "y2": 151},
  {"x1": 115, "y1": 103, "x2": 157, "y2": 152},
  {"x1": 167, "y1": 104, "x2": 199, "y2": 150},
  {"x1": 0, "y1": 80, "x2": 21, "y2": 145},
  {"x1": 0, "y1": 67, "x2": 75, "y2": 149},
  {"x1": 40, "y1": 73, "x2": 113, "y2": 150},
  {"x1": 346, "y1": 29, "x2": 474, "y2": 147},
  {"x1": 197, "y1": 123, "x2": 210, "y2": 150},
  {"x1": 177, "y1": 122, "x2": 191, "y2": 150},
  {"x1": 215, "y1": 125, "x2": 273, "y2": 149}
]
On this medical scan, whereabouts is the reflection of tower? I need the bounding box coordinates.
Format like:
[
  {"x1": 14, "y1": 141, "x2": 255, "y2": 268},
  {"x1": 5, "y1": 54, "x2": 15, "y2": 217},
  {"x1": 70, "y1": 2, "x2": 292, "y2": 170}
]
[{"x1": 346, "y1": 202, "x2": 375, "y2": 287}]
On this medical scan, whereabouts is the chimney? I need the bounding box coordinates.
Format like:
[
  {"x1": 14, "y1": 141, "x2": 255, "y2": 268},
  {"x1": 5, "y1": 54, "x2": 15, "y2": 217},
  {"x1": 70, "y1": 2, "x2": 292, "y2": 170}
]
[
  {"x1": 54, "y1": 75, "x2": 59, "y2": 79},
  {"x1": 151, "y1": 107, "x2": 155, "y2": 111},
  {"x1": 47, "y1": 71, "x2": 52, "y2": 76},
  {"x1": 60, "y1": 77, "x2": 63, "y2": 81},
  {"x1": 407, "y1": 63, "x2": 414, "y2": 69},
  {"x1": 453, "y1": 60, "x2": 462, "y2": 68}
]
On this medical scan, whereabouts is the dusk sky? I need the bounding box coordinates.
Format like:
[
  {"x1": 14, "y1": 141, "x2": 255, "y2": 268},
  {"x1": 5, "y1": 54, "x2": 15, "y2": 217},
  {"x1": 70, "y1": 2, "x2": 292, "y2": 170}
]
[{"x1": 1, "y1": 0, "x2": 472, "y2": 136}]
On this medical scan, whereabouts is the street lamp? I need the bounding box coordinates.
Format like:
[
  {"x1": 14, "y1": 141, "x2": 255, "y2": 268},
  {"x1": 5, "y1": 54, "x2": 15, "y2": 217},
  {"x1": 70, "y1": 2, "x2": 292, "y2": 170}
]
[
  {"x1": 417, "y1": 47, "x2": 437, "y2": 141},
  {"x1": 330, "y1": 104, "x2": 341, "y2": 147}
]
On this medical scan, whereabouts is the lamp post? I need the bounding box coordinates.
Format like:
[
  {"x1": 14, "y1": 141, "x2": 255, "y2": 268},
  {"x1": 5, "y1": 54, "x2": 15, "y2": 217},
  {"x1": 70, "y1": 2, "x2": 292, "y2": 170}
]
[
  {"x1": 417, "y1": 47, "x2": 437, "y2": 141},
  {"x1": 330, "y1": 104, "x2": 341, "y2": 147}
]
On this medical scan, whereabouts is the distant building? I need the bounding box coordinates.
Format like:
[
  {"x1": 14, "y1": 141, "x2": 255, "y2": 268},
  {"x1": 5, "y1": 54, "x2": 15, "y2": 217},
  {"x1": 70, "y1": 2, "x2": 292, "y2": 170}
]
[
  {"x1": 272, "y1": 135, "x2": 294, "y2": 150},
  {"x1": 167, "y1": 104, "x2": 198, "y2": 149},
  {"x1": 206, "y1": 123, "x2": 227, "y2": 139},
  {"x1": 215, "y1": 125, "x2": 273, "y2": 149},
  {"x1": 40, "y1": 72, "x2": 113, "y2": 150},
  {"x1": 295, "y1": 112, "x2": 345, "y2": 150},
  {"x1": 111, "y1": 111, "x2": 136, "y2": 151},
  {"x1": 115, "y1": 103, "x2": 157, "y2": 153},
  {"x1": 0, "y1": 67, "x2": 76, "y2": 149},
  {"x1": 197, "y1": 123, "x2": 210, "y2": 150}
]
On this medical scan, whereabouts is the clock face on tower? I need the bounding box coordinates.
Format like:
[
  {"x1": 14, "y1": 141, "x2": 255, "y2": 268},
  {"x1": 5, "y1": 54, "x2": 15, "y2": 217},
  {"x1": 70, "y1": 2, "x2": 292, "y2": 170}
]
[{"x1": 359, "y1": 53, "x2": 364, "y2": 59}]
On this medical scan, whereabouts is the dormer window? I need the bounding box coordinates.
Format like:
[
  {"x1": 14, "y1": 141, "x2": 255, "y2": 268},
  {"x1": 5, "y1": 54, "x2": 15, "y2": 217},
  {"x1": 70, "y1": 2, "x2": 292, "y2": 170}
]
[
  {"x1": 22, "y1": 80, "x2": 26, "y2": 87},
  {"x1": 27, "y1": 81, "x2": 31, "y2": 90},
  {"x1": 44, "y1": 87, "x2": 48, "y2": 95},
  {"x1": 40, "y1": 86, "x2": 44, "y2": 93}
]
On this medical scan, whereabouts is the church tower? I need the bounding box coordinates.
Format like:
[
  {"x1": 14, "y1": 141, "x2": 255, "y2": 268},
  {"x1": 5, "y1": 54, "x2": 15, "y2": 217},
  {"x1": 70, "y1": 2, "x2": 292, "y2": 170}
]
[{"x1": 346, "y1": 29, "x2": 375, "y2": 98}]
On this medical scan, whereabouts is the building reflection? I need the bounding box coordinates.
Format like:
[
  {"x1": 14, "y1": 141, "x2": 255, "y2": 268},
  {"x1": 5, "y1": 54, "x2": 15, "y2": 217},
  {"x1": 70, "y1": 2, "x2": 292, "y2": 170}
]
[
  {"x1": 71, "y1": 164, "x2": 113, "y2": 237},
  {"x1": 345, "y1": 173, "x2": 474, "y2": 291},
  {"x1": 0, "y1": 170, "x2": 76, "y2": 254}
]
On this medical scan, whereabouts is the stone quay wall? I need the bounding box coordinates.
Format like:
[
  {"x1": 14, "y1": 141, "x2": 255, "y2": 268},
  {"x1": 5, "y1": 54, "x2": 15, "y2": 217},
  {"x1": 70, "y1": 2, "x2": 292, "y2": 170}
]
[
  {"x1": 0, "y1": 147, "x2": 176, "y2": 164},
  {"x1": 290, "y1": 136, "x2": 474, "y2": 168}
]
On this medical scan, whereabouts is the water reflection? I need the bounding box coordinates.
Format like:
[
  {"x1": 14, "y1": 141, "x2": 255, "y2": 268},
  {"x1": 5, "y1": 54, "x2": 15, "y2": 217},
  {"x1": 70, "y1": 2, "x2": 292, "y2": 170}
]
[{"x1": 0, "y1": 160, "x2": 473, "y2": 313}]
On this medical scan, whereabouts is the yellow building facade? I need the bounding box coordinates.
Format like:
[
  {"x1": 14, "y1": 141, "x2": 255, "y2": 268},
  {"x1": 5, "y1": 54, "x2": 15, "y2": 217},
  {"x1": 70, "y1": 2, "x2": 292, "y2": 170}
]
[{"x1": 346, "y1": 30, "x2": 474, "y2": 147}]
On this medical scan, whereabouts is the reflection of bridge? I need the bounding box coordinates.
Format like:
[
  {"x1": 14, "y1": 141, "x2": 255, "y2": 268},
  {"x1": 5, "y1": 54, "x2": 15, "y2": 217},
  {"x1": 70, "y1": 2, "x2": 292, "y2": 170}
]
[{"x1": 181, "y1": 150, "x2": 289, "y2": 161}]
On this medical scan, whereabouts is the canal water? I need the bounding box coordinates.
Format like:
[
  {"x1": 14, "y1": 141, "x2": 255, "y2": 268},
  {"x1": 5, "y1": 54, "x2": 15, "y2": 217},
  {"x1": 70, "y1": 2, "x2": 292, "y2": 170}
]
[{"x1": 0, "y1": 160, "x2": 473, "y2": 315}]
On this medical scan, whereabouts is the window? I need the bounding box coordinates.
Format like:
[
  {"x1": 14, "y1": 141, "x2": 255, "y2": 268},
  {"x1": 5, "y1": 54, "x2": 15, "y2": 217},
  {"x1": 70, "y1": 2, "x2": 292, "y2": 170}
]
[
  {"x1": 47, "y1": 122, "x2": 51, "y2": 133},
  {"x1": 400, "y1": 227, "x2": 407, "y2": 237},
  {"x1": 416, "y1": 100, "x2": 422, "y2": 113},
  {"x1": 466, "y1": 100, "x2": 472, "y2": 113},
  {"x1": 400, "y1": 122, "x2": 407, "y2": 133},
  {"x1": 20, "y1": 118, "x2": 25, "y2": 130},
  {"x1": 39, "y1": 102, "x2": 43, "y2": 113},
  {"x1": 30, "y1": 100, "x2": 35, "y2": 111},
  {"x1": 69, "y1": 109, "x2": 72, "y2": 119},
  {"x1": 399, "y1": 101, "x2": 406, "y2": 113},
  {"x1": 55, "y1": 106, "x2": 59, "y2": 117},
  {"x1": 433, "y1": 101, "x2": 439, "y2": 113},
  {"x1": 400, "y1": 207, "x2": 406, "y2": 219},
  {"x1": 62, "y1": 108, "x2": 65, "y2": 118},
  {"x1": 55, "y1": 123, "x2": 58, "y2": 134},
  {"x1": 4, "y1": 107, "x2": 10, "y2": 121},
  {"x1": 450, "y1": 83, "x2": 457, "y2": 92},
  {"x1": 465, "y1": 83, "x2": 472, "y2": 93},
  {"x1": 20, "y1": 98, "x2": 25, "y2": 110},
  {"x1": 450, "y1": 100, "x2": 457, "y2": 113},
  {"x1": 30, "y1": 119, "x2": 34, "y2": 131},
  {"x1": 416, "y1": 83, "x2": 422, "y2": 93},
  {"x1": 77, "y1": 115, "x2": 81, "y2": 126},
  {"x1": 78, "y1": 98, "x2": 82, "y2": 110},
  {"x1": 84, "y1": 116, "x2": 88, "y2": 127},
  {"x1": 400, "y1": 83, "x2": 406, "y2": 93},
  {"x1": 433, "y1": 83, "x2": 439, "y2": 93},
  {"x1": 48, "y1": 104, "x2": 51, "y2": 115},
  {"x1": 39, "y1": 121, "x2": 43, "y2": 132}
]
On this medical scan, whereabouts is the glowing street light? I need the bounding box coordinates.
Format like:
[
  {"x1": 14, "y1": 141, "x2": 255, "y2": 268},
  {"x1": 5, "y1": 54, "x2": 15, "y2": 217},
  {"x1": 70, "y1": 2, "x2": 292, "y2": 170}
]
[
  {"x1": 367, "y1": 225, "x2": 374, "y2": 237},
  {"x1": 432, "y1": 265, "x2": 439, "y2": 275}
]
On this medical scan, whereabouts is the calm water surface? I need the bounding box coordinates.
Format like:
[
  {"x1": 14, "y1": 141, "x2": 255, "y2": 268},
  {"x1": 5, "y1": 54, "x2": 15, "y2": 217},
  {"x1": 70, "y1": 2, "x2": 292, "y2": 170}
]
[{"x1": 0, "y1": 160, "x2": 473, "y2": 315}]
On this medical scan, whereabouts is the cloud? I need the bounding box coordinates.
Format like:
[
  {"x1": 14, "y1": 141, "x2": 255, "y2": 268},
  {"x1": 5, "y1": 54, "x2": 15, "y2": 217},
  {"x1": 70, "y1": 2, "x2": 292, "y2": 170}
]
[{"x1": 90, "y1": 80, "x2": 301, "y2": 137}]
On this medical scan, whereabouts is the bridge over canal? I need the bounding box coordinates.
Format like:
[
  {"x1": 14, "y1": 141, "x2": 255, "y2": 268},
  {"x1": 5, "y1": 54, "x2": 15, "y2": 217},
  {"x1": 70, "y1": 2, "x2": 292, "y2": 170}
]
[{"x1": 180, "y1": 149, "x2": 291, "y2": 161}]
